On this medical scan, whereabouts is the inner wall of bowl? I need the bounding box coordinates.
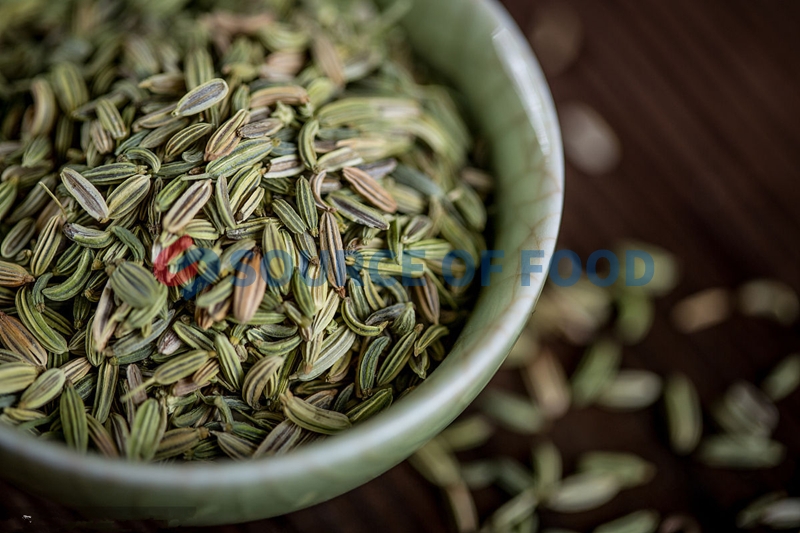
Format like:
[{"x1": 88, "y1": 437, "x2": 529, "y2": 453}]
[
  {"x1": 0, "y1": 0, "x2": 563, "y2": 525},
  {"x1": 388, "y1": 0, "x2": 563, "y2": 350}
]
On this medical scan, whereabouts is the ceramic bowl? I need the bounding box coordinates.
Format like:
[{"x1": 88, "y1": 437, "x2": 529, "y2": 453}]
[{"x1": 0, "y1": 0, "x2": 564, "y2": 525}]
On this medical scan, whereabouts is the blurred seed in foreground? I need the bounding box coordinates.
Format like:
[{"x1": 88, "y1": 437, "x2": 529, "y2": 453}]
[
  {"x1": 761, "y1": 354, "x2": 800, "y2": 402},
  {"x1": 738, "y1": 279, "x2": 799, "y2": 326},
  {"x1": 560, "y1": 102, "x2": 622, "y2": 176},
  {"x1": 664, "y1": 373, "x2": 702, "y2": 455},
  {"x1": 670, "y1": 287, "x2": 731, "y2": 333},
  {"x1": 593, "y1": 510, "x2": 659, "y2": 533},
  {"x1": 528, "y1": 3, "x2": 583, "y2": 76},
  {"x1": 523, "y1": 348, "x2": 571, "y2": 419}
]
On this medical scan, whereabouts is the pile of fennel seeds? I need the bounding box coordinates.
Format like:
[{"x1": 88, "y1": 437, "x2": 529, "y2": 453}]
[{"x1": 0, "y1": 0, "x2": 491, "y2": 461}]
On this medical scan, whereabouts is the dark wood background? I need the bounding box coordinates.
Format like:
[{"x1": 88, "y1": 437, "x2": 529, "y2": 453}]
[{"x1": 3, "y1": 0, "x2": 800, "y2": 531}]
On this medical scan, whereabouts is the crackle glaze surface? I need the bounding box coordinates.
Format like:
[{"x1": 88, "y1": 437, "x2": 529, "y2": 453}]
[{"x1": 0, "y1": 0, "x2": 563, "y2": 525}]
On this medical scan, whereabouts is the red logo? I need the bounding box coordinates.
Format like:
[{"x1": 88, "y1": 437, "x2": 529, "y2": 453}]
[{"x1": 153, "y1": 235, "x2": 197, "y2": 287}]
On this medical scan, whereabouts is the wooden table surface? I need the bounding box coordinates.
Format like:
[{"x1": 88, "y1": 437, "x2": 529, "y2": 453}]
[{"x1": 3, "y1": 1, "x2": 800, "y2": 531}]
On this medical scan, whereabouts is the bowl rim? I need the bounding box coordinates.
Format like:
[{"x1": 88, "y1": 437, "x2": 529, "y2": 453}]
[{"x1": 0, "y1": 0, "x2": 564, "y2": 504}]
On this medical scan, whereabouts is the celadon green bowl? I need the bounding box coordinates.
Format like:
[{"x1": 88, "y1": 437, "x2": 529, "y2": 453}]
[{"x1": 0, "y1": 0, "x2": 564, "y2": 525}]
